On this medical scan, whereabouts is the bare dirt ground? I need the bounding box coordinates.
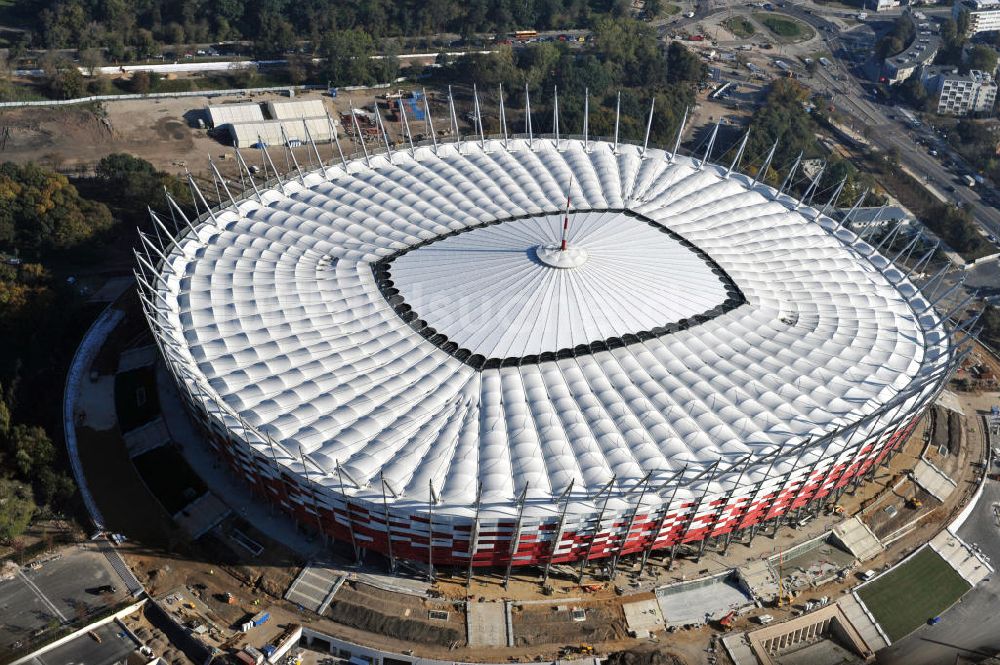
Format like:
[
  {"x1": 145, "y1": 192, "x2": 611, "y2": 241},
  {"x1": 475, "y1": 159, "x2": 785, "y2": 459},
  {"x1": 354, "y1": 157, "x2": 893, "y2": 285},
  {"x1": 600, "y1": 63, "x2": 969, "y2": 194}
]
[
  {"x1": 0, "y1": 88, "x2": 410, "y2": 178},
  {"x1": 512, "y1": 601, "x2": 627, "y2": 646}
]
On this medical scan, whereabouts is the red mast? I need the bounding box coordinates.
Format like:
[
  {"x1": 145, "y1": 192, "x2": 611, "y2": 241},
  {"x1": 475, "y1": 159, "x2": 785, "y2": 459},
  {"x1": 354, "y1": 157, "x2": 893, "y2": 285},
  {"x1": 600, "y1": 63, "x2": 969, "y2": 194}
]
[{"x1": 561, "y1": 175, "x2": 572, "y2": 251}]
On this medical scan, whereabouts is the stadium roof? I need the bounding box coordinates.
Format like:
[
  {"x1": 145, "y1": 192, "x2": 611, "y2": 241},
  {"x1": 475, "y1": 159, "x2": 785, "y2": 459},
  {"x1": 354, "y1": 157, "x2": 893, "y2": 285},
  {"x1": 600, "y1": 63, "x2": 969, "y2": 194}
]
[{"x1": 148, "y1": 137, "x2": 950, "y2": 517}]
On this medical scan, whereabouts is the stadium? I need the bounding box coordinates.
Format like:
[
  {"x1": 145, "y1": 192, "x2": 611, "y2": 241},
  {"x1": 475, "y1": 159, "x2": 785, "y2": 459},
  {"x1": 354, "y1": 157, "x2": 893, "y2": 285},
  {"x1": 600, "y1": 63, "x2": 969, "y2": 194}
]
[{"x1": 136, "y1": 99, "x2": 959, "y2": 576}]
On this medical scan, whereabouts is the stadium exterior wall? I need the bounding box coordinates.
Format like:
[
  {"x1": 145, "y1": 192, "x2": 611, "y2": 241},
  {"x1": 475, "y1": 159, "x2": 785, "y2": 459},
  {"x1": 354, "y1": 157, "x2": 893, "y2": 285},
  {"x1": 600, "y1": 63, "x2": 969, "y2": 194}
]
[{"x1": 166, "y1": 369, "x2": 934, "y2": 568}]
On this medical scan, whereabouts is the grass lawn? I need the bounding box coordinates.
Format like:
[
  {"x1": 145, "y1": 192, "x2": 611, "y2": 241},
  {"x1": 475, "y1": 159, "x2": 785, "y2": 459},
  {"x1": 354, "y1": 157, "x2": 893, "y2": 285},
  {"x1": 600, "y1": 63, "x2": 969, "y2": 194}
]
[
  {"x1": 114, "y1": 366, "x2": 160, "y2": 432},
  {"x1": 132, "y1": 445, "x2": 207, "y2": 515},
  {"x1": 661, "y1": 3, "x2": 682, "y2": 15},
  {"x1": 723, "y1": 16, "x2": 756, "y2": 38},
  {"x1": 754, "y1": 13, "x2": 814, "y2": 41},
  {"x1": 857, "y1": 547, "x2": 970, "y2": 642}
]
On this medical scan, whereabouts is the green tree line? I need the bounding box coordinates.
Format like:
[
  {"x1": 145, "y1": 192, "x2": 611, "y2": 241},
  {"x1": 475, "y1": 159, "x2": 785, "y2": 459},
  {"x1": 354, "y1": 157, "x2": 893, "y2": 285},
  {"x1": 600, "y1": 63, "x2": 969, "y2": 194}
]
[
  {"x1": 18, "y1": 0, "x2": 639, "y2": 58},
  {"x1": 0, "y1": 155, "x2": 183, "y2": 543}
]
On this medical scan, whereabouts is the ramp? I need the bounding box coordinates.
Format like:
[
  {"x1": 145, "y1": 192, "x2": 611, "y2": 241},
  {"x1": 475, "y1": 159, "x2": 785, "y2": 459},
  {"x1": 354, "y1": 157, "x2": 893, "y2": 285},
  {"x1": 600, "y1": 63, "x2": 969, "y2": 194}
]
[
  {"x1": 913, "y1": 459, "x2": 957, "y2": 502},
  {"x1": 929, "y1": 531, "x2": 993, "y2": 586},
  {"x1": 837, "y1": 594, "x2": 889, "y2": 651},
  {"x1": 623, "y1": 598, "x2": 665, "y2": 636},
  {"x1": 285, "y1": 563, "x2": 345, "y2": 614},
  {"x1": 830, "y1": 517, "x2": 883, "y2": 562},
  {"x1": 123, "y1": 417, "x2": 170, "y2": 457},
  {"x1": 466, "y1": 601, "x2": 507, "y2": 647}
]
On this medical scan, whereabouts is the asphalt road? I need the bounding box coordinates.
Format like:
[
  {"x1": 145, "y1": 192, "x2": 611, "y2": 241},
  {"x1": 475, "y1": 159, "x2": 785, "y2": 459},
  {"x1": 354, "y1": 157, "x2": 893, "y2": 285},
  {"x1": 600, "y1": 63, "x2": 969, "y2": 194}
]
[
  {"x1": 877, "y1": 477, "x2": 1000, "y2": 664},
  {"x1": 0, "y1": 547, "x2": 122, "y2": 651},
  {"x1": 27, "y1": 621, "x2": 137, "y2": 665},
  {"x1": 779, "y1": 4, "x2": 1000, "y2": 240}
]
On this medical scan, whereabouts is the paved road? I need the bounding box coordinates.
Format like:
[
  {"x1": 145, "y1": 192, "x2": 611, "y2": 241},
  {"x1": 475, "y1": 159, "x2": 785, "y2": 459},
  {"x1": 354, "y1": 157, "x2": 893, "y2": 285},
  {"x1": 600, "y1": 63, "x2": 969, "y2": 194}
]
[
  {"x1": 0, "y1": 547, "x2": 122, "y2": 652},
  {"x1": 26, "y1": 621, "x2": 136, "y2": 665},
  {"x1": 877, "y1": 477, "x2": 1000, "y2": 664},
  {"x1": 785, "y1": 6, "x2": 1000, "y2": 240}
]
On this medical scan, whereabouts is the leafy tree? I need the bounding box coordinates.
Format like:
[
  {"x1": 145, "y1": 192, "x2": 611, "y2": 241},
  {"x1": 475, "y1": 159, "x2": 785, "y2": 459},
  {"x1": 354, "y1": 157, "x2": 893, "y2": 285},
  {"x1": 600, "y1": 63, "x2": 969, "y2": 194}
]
[
  {"x1": 7, "y1": 424, "x2": 55, "y2": 477},
  {"x1": 897, "y1": 71, "x2": 932, "y2": 112},
  {"x1": 95, "y1": 153, "x2": 187, "y2": 211},
  {"x1": 36, "y1": 467, "x2": 76, "y2": 508},
  {"x1": 746, "y1": 78, "x2": 816, "y2": 175},
  {"x1": 318, "y1": 28, "x2": 378, "y2": 86},
  {"x1": 666, "y1": 41, "x2": 706, "y2": 84},
  {"x1": 0, "y1": 162, "x2": 114, "y2": 256},
  {"x1": 0, "y1": 478, "x2": 35, "y2": 542},
  {"x1": 876, "y1": 15, "x2": 914, "y2": 59},
  {"x1": 967, "y1": 44, "x2": 998, "y2": 74}
]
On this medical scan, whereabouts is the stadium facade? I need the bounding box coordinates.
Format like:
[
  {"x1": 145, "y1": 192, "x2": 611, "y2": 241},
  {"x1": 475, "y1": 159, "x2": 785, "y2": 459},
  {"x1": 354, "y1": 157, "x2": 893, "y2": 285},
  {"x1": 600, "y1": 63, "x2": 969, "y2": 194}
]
[{"x1": 136, "y1": 97, "x2": 963, "y2": 577}]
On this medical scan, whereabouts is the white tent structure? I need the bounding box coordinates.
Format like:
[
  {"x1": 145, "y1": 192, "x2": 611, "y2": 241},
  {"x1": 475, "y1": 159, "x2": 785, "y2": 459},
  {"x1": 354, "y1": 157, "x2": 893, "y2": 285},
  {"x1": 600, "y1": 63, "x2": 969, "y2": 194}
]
[
  {"x1": 266, "y1": 99, "x2": 328, "y2": 120},
  {"x1": 227, "y1": 117, "x2": 335, "y2": 148},
  {"x1": 206, "y1": 102, "x2": 265, "y2": 128},
  {"x1": 138, "y1": 108, "x2": 957, "y2": 576}
]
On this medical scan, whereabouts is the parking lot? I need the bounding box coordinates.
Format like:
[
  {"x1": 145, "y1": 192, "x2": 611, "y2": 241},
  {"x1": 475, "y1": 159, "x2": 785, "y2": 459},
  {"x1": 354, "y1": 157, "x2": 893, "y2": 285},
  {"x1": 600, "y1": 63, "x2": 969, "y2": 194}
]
[
  {"x1": 25, "y1": 621, "x2": 138, "y2": 665},
  {"x1": 0, "y1": 545, "x2": 123, "y2": 651}
]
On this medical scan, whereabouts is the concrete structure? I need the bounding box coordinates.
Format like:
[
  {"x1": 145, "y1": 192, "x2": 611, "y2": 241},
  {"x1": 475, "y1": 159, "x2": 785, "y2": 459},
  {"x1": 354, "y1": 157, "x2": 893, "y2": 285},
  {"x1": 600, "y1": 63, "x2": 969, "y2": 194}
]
[
  {"x1": 137, "y1": 92, "x2": 962, "y2": 573},
  {"x1": 883, "y1": 34, "x2": 940, "y2": 85},
  {"x1": 954, "y1": 0, "x2": 1000, "y2": 36},
  {"x1": 912, "y1": 458, "x2": 957, "y2": 501},
  {"x1": 622, "y1": 598, "x2": 666, "y2": 636},
  {"x1": 872, "y1": 0, "x2": 901, "y2": 10},
  {"x1": 921, "y1": 67, "x2": 998, "y2": 116},
  {"x1": 831, "y1": 518, "x2": 884, "y2": 562},
  {"x1": 744, "y1": 603, "x2": 875, "y2": 664}
]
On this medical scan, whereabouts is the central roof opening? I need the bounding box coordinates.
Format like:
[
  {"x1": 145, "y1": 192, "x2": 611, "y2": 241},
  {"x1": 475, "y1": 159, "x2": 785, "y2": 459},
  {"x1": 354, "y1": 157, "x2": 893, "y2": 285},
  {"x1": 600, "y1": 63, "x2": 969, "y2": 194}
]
[{"x1": 373, "y1": 209, "x2": 744, "y2": 369}]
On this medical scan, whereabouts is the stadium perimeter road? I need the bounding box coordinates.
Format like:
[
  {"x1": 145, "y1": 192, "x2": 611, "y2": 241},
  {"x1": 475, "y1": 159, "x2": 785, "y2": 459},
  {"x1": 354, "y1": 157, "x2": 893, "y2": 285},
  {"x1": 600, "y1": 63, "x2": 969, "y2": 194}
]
[
  {"x1": 0, "y1": 546, "x2": 122, "y2": 649},
  {"x1": 877, "y1": 477, "x2": 1000, "y2": 664}
]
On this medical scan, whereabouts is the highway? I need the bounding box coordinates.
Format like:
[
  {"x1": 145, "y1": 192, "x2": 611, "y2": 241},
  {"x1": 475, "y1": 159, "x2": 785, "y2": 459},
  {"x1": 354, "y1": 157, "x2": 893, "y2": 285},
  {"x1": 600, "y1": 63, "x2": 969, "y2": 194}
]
[{"x1": 739, "y1": 1, "x2": 1000, "y2": 239}]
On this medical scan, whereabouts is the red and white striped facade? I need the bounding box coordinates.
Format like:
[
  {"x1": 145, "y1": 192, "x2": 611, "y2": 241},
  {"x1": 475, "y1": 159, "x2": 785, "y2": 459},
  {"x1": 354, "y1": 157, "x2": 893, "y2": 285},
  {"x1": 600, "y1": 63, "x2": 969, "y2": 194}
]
[{"x1": 140, "y1": 134, "x2": 956, "y2": 569}]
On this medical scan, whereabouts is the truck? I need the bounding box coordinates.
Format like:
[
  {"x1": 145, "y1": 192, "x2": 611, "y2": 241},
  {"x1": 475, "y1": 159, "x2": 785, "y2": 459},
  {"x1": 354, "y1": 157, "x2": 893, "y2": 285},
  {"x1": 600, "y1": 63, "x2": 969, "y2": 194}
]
[{"x1": 963, "y1": 175, "x2": 976, "y2": 188}]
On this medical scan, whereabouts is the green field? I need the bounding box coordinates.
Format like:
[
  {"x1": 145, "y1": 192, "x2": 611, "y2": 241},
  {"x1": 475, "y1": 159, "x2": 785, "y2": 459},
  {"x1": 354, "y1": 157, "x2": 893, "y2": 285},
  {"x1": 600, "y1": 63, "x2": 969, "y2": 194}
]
[
  {"x1": 857, "y1": 547, "x2": 970, "y2": 642},
  {"x1": 723, "y1": 16, "x2": 756, "y2": 38},
  {"x1": 754, "y1": 13, "x2": 814, "y2": 41}
]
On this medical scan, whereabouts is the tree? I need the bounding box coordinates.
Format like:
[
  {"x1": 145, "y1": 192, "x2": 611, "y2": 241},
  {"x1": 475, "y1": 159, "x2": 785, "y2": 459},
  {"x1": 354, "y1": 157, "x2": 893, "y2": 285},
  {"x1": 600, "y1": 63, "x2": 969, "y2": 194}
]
[
  {"x1": 37, "y1": 468, "x2": 76, "y2": 508},
  {"x1": 0, "y1": 162, "x2": 114, "y2": 256},
  {"x1": 666, "y1": 41, "x2": 706, "y2": 84},
  {"x1": 0, "y1": 478, "x2": 35, "y2": 542},
  {"x1": 8, "y1": 424, "x2": 55, "y2": 477},
  {"x1": 967, "y1": 44, "x2": 998, "y2": 74},
  {"x1": 318, "y1": 29, "x2": 377, "y2": 86},
  {"x1": 79, "y1": 47, "x2": 104, "y2": 76},
  {"x1": 95, "y1": 153, "x2": 186, "y2": 210}
]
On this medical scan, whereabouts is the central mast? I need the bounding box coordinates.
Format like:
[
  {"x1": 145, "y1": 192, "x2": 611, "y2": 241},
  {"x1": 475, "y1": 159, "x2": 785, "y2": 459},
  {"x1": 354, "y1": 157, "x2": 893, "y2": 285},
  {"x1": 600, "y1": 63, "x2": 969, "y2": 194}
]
[{"x1": 561, "y1": 175, "x2": 573, "y2": 251}]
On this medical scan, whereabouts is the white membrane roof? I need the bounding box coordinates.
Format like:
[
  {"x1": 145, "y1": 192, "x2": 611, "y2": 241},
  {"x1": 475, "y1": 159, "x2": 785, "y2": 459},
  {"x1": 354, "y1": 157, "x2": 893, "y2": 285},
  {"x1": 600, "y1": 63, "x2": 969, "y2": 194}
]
[
  {"x1": 152, "y1": 138, "x2": 950, "y2": 516},
  {"x1": 387, "y1": 211, "x2": 735, "y2": 358}
]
